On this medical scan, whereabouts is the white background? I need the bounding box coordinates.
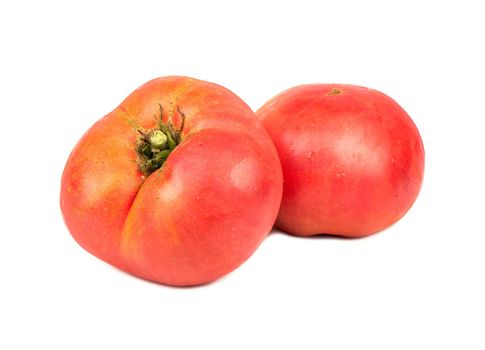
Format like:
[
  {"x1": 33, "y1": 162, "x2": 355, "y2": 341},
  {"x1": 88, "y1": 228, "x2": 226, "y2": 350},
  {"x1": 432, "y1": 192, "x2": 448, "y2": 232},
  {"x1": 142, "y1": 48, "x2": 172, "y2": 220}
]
[{"x1": 1, "y1": 1, "x2": 484, "y2": 349}]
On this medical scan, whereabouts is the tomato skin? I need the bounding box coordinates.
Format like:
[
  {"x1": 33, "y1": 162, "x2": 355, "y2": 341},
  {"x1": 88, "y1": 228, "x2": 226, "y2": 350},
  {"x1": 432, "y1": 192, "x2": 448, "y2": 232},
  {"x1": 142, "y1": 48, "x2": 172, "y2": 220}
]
[
  {"x1": 256, "y1": 84, "x2": 424, "y2": 237},
  {"x1": 60, "y1": 77, "x2": 282, "y2": 286},
  {"x1": 121, "y1": 129, "x2": 280, "y2": 285},
  {"x1": 60, "y1": 109, "x2": 142, "y2": 270}
]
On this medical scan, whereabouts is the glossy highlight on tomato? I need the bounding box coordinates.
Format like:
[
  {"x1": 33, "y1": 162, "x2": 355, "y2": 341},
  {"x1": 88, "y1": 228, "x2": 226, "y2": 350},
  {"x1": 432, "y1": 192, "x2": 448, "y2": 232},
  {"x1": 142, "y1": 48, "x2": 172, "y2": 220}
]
[
  {"x1": 60, "y1": 76, "x2": 283, "y2": 286},
  {"x1": 256, "y1": 84, "x2": 424, "y2": 238}
]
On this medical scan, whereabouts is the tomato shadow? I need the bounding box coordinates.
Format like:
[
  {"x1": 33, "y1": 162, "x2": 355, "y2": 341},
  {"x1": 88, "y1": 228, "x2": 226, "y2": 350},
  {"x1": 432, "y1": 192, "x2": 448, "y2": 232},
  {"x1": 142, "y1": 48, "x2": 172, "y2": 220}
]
[
  {"x1": 267, "y1": 227, "x2": 373, "y2": 241},
  {"x1": 106, "y1": 227, "x2": 386, "y2": 289},
  {"x1": 105, "y1": 263, "x2": 219, "y2": 290},
  {"x1": 143, "y1": 276, "x2": 218, "y2": 290}
]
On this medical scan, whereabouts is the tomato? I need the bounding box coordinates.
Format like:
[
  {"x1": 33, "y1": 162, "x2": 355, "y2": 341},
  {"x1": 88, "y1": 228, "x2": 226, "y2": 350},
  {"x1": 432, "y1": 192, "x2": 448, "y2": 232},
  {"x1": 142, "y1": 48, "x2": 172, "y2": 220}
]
[
  {"x1": 256, "y1": 84, "x2": 424, "y2": 237},
  {"x1": 60, "y1": 76, "x2": 283, "y2": 286}
]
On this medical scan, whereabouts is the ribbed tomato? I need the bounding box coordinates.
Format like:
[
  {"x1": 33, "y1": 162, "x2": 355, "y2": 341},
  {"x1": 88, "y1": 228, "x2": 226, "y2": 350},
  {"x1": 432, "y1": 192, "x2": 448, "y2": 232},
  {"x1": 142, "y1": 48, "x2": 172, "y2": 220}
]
[{"x1": 61, "y1": 76, "x2": 282, "y2": 286}]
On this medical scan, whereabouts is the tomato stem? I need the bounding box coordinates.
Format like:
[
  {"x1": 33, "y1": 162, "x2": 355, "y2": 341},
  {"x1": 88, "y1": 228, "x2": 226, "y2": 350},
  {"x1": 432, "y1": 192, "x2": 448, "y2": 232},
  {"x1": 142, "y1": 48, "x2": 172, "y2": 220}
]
[
  {"x1": 148, "y1": 130, "x2": 168, "y2": 149},
  {"x1": 327, "y1": 88, "x2": 342, "y2": 95},
  {"x1": 135, "y1": 104, "x2": 185, "y2": 176}
]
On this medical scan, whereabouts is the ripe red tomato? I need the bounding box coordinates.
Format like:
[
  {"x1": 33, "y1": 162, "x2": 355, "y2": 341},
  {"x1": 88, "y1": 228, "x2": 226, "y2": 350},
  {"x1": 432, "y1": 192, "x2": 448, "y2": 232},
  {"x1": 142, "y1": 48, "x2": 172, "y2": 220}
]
[
  {"x1": 256, "y1": 84, "x2": 424, "y2": 237},
  {"x1": 60, "y1": 76, "x2": 283, "y2": 286}
]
